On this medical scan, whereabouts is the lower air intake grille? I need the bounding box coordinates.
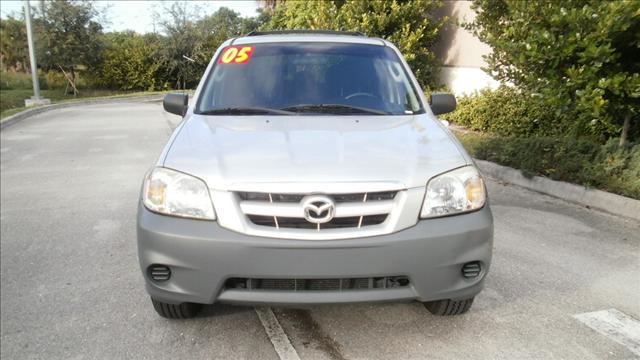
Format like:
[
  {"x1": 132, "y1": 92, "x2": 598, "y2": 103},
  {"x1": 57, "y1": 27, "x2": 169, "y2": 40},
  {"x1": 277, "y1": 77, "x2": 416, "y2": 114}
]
[{"x1": 225, "y1": 276, "x2": 410, "y2": 291}]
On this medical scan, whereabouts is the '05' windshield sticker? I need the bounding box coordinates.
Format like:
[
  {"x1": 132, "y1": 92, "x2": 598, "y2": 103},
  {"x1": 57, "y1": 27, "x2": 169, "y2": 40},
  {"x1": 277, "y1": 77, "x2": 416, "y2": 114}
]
[{"x1": 218, "y1": 46, "x2": 254, "y2": 64}]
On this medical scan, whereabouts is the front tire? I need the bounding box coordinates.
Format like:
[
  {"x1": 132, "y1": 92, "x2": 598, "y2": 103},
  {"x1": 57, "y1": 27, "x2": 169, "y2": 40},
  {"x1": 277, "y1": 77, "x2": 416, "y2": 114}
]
[
  {"x1": 151, "y1": 298, "x2": 202, "y2": 319},
  {"x1": 423, "y1": 297, "x2": 474, "y2": 316}
]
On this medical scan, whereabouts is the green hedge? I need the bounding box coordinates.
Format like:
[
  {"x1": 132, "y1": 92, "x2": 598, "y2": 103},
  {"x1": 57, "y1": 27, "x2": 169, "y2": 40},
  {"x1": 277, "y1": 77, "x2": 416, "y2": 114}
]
[
  {"x1": 0, "y1": 70, "x2": 94, "y2": 91},
  {"x1": 443, "y1": 86, "x2": 570, "y2": 137},
  {"x1": 455, "y1": 132, "x2": 640, "y2": 199}
]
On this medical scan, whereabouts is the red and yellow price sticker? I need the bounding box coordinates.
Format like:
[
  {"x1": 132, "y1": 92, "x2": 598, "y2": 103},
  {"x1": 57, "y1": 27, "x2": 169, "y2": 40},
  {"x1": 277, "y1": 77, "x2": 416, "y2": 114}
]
[{"x1": 218, "y1": 46, "x2": 254, "y2": 64}]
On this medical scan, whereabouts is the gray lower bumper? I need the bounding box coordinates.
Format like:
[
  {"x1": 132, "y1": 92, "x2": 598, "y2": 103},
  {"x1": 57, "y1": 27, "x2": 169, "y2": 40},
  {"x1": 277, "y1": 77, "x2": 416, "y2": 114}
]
[{"x1": 137, "y1": 204, "x2": 493, "y2": 305}]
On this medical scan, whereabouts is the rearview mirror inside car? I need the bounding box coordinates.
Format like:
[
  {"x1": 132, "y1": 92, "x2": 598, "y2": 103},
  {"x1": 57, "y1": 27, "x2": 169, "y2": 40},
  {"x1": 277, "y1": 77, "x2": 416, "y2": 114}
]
[
  {"x1": 163, "y1": 93, "x2": 188, "y2": 117},
  {"x1": 430, "y1": 92, "x2": 456, "y2": 115}
]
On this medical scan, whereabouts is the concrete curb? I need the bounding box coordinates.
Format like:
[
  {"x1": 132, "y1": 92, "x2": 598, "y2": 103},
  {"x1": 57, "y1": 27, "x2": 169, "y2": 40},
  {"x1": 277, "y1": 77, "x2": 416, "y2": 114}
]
[
  {"x1": 0, "y1": 94, "x2": 164, "y2": 130},
  {"x1": 475, "y1": 159, "x2": 640, "y2": 221}
]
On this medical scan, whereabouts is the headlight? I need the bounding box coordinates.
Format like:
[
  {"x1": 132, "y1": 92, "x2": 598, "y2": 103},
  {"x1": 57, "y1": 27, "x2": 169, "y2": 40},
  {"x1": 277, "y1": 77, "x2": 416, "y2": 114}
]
[
  {"x1": 420, "y1": 166, "x2": 486, "y2": 218},
  {"x1": 142, "y1": 167, "x2": 216, "y2": 220}
]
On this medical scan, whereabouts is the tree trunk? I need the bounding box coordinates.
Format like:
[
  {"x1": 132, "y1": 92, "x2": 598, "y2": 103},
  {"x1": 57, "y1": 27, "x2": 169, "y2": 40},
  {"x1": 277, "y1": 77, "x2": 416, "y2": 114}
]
[
  {"x1": 619, "y1": 113, "x2": 631, "y2": 147},
  {"x1": 70, "y1": 69, "x2": 77, "y2": 96},
  {"x1": 58, "y1": 65, "x2": 79, "y2": 96}
]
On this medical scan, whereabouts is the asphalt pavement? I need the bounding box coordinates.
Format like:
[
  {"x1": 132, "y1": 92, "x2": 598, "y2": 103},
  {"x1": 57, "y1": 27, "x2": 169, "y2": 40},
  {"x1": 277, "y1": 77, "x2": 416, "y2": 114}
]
[{"x1": 1, "y1": 102, "x2": 639, "y2": 359}]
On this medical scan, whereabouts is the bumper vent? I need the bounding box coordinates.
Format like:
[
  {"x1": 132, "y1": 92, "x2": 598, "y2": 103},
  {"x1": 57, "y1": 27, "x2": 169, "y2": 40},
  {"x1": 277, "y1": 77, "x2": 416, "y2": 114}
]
[
  {"x1": 461, "y1": 262, "x2": 482, "y2": 278},
  {"x1": 148, "y1": 264, "x2": 171, "y2": 282},
  {"x1": 225, "y1": 276, "x2": 410, "y2": 291}
]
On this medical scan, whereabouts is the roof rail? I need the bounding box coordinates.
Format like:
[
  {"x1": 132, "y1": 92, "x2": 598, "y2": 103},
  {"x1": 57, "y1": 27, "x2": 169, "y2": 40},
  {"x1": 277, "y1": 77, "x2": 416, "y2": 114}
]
[{"x1": 246, "y1": 30, "x2": 366, "y2": 37}]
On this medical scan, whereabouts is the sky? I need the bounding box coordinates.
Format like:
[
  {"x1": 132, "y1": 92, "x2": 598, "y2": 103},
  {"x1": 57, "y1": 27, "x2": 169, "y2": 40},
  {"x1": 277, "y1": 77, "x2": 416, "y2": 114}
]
[{"x1": 0, "y1": 1, "x2": 260, "y2": 34}]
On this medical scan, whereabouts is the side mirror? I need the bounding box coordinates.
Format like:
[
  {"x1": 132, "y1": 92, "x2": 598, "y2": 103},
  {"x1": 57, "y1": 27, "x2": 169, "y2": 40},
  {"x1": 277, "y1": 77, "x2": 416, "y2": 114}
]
[
  {"x1": 163, "y1": 93, "x2": 188, "y2": 116},
  {"x1": 430, "y1": 92, "x2": 456, "y2": 115}
]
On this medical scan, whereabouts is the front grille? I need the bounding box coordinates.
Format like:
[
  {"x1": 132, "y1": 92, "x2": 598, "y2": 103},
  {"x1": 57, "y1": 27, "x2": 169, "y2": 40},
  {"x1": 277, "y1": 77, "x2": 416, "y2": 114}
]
[
  {"x1": 238, "y1": 191, "x2": 397, "y2": 203},
  {"x1": 237, "y1": 190, "x2": 399, "y2": 231},
  {"x1": 225, "y1": 276, "x2": 411, "y2": 291},
  {"x1": 247, "y1": 214, "x2": 388, "y2": 229}
]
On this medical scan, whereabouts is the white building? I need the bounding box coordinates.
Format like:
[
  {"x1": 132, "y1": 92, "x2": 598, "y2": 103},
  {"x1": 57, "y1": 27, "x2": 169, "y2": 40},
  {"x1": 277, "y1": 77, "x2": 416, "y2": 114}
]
[{"x1": 433, "y1": 0, "x2": 500, "y2": 96}]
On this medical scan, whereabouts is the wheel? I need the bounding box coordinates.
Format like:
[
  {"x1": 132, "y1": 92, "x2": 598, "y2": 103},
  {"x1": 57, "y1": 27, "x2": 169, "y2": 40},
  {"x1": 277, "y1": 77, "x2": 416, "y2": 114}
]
[
  {"x1": 423, "y1": 297, "x2": 474, "y2": 316},
  {"x1": 151, "y1": 297, "x2": 202, "y2": 319}
]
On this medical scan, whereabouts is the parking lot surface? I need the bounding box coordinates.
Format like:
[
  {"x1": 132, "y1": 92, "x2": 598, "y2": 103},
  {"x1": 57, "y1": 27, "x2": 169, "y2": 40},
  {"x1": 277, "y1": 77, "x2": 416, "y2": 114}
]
[{"x1": 1, "y1": 102, "x2": 639, "y2": 359}]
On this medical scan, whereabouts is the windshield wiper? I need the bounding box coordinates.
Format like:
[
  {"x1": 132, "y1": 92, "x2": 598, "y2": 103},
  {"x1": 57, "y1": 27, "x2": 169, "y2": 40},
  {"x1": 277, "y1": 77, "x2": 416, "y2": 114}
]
[
  {"x1": 280, "y1": 104, "x2": 391, "y2": 115},
  {"x1": 197, "y1": 107, "x2": 294, "y2": 115}
]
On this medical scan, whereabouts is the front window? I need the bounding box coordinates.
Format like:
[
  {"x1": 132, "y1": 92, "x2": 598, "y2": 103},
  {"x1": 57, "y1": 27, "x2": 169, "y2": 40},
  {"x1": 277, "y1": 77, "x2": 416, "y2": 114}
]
[{"x1": 197, "y1": 42, "x2": 424, "y2": 116}]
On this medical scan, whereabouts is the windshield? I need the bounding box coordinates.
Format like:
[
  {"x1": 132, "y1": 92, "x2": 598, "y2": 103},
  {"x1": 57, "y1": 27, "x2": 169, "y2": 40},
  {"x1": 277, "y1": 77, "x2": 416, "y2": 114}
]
[{"x1": 197, "y1": 42, "x2": 424, "y2": 115}]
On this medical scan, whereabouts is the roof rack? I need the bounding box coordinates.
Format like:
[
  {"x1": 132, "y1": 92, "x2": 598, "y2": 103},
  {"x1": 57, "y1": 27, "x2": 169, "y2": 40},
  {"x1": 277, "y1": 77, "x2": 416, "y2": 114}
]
[{"x1": 246, "y1": 30, "x2": 366, "y2": 37}]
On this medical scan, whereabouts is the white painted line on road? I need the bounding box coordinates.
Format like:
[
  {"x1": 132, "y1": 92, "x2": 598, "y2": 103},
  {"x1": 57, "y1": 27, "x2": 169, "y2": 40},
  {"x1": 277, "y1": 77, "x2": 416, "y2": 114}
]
[
  {"x1": 255, "y1": 307, "x2": 301, "y2": 360},
  {"x1": 574, "y1": 308, "x2": 640, "y2": 356}
]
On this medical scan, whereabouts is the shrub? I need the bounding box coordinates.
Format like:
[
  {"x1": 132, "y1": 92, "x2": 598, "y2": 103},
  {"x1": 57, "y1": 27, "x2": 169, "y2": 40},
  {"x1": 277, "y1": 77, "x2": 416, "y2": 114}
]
[
  {"x1": 0, "y1": 69, "x2": 96, "y2": 91},
  {"x1": 468, "y1": 0, "x2": 640, "y2": 142},
  {"x1": 42, "y1": 70, "x2": 70, "y2": 89},
  {"x1": 455, "y1": 132, "x2": 640, "y2": 199},
  {"x1": 262, "y1": 0, "x2": 446, "y2": 89},
  {"x1": 444, "y1": 86, "x2": 567, "y2": 137},
  {"x1": 590, "y1": 140, "x2": 640, "y2": 197},
  {"x1": 95, "y1": 32, "x2": 164, "y2": 91},
  {"x1": 0, "y1": 71, "x2": 32, "y2": 90}
]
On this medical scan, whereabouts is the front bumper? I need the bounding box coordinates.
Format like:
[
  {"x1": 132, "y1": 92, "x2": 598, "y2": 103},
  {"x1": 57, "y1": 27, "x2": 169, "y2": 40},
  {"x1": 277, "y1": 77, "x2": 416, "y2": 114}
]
[{"x1": 137, "y1": 204, "x2": 493, "y2": 305}]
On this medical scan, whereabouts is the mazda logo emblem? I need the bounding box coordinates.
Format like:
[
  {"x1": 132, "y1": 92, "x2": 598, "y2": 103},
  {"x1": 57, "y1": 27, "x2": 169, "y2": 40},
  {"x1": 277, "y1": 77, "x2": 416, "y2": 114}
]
[{"x1": 302, "y1": 195, "x2": 335, "y2": 224}]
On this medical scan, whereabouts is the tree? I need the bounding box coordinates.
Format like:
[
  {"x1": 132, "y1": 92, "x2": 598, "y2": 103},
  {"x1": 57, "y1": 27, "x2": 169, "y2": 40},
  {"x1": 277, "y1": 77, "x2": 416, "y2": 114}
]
[
  {"x1": 154, "y1": 1, "x2": 204, "y2": 89},
  {"x1": 195, "y1": 7, "x2": 246, "y2": 70},
  {"x1": 154, "y1": 4, "x2": 268, "y2": 89},
  {"x1": 240, "y1": 8, "x2": 272, "y2": 34},
  {"x1": 261, "y1": 0, "x2": 446, "y2": 88},
  {"x1": 97, "y1": 31, "x2": 164, "y2": 91},
  {"x1": 0, "y1": 16, "x2": 29, "y2": 72},
  {"x1": 38, "y1": 0, "x2": 104, "y2": 95},
  {"x1": 468, "y1": 0, "x2": 640, "y2": 144},
  {"x1": 265, "y1": 0, "x2": 339, "y2": 30},
  {"x1": 338, "y1": 0, "x2": 445, "y2": 88},
  {"x1": 259, "y1": 0, "x2": 283, "y2": 10}
]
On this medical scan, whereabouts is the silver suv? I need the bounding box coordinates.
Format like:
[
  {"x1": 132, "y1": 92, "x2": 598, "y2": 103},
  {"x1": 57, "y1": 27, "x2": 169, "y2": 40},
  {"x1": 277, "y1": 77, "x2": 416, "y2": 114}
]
[{"x1": 137, "y1": 30, "x2": 493, "y2": 319}]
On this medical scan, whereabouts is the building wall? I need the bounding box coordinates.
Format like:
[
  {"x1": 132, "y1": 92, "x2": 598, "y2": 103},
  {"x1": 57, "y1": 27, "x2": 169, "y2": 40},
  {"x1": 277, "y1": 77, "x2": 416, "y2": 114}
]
[{"x1": 432, "y1": 0, "x2": 500, "y2": 95}]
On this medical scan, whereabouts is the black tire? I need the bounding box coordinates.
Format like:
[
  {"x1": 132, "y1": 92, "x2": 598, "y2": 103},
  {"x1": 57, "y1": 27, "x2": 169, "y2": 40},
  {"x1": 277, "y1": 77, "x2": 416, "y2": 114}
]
[
  {"x1": 423, "y1": 297, "x2": 474, "y2": 316},
  {"x1": 151, "y1": 298, "x2": 202, "y2": 319}
]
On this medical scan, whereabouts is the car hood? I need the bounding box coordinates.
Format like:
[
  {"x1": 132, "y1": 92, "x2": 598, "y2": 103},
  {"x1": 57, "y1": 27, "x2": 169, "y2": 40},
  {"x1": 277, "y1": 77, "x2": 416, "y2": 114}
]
[{"x1": 162, "y1": 114, "x2": 469, "y2": 191}]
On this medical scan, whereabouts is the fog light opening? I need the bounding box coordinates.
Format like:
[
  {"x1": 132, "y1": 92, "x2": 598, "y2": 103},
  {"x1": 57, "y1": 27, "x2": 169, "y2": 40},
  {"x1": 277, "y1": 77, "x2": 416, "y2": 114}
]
[
  {"x1": 461, "y1": 261, "x2": 482, "y2": 279},
  {"x1": 148, "y1": 264, "x2": 171, "y2": 282}
]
